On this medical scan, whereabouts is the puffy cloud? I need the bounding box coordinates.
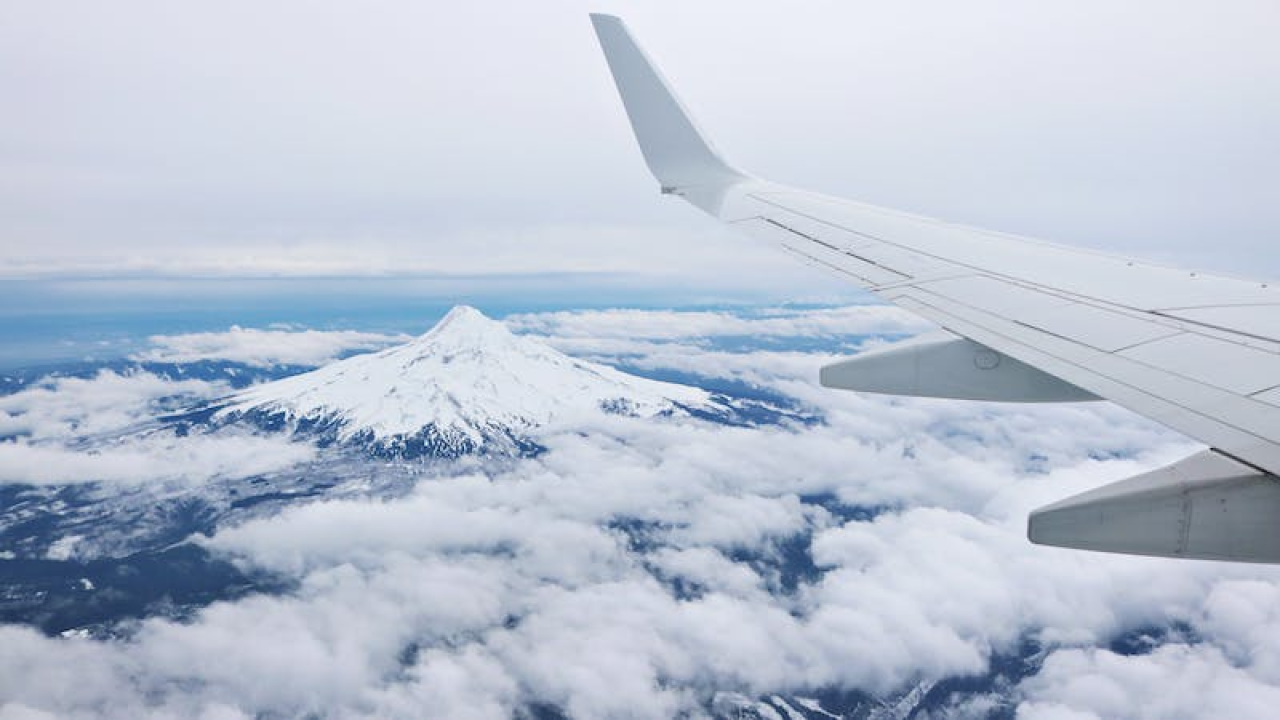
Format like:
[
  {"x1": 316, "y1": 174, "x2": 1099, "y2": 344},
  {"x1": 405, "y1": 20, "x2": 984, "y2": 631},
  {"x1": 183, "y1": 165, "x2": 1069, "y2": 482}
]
[
  {"x1": 0, "y1": 432, "x2": 314, "y2": 487},
  {"x1": 1016, "y1": 643, "x2": 1280, "y2": 720},
  {"x1": 132, "y1": 326, "x2": 409, "y2": 368},
  {"x1": 2, "y1": 410, "x2": 1207, "y2": 715},
  {"x1": 647, "y1": 547, "x2": 765, "y2": 598},
  {"x1": 0, "y1": 370, "x2": 221, "y2": 440},
  {"x1": 0, "y1": 369, "x2": 312, "y2": 490},
  {"x1": 1198, "y1": 581, "x2": 1280, "y2": 683}
]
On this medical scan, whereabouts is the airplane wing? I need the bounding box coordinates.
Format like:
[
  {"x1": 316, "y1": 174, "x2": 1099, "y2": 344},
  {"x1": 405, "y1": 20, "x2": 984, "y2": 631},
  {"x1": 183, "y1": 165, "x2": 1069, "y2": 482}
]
[{"x1": 590, "y1": 14, "x2": 1280, "y2": 563}]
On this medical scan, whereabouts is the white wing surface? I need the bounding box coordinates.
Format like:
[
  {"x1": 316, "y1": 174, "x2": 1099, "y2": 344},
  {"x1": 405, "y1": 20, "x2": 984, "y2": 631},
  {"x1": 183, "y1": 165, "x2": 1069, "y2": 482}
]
[{"x1": 590, "y1": 14, "x2": 1280, "y2": 562}]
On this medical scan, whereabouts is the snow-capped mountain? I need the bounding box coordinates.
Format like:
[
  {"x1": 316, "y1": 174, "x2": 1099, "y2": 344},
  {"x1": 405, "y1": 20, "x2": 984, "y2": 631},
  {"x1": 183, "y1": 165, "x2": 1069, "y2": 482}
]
[{"x1": 197, "y1": 306, "x2": 734, "y2": 458}]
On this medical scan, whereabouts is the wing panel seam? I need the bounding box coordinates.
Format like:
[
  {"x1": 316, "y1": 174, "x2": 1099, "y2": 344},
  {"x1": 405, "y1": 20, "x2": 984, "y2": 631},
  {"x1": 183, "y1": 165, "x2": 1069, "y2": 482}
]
[
  {"x1": 756, "y1": 216, "x2": 912, "y2": 281},
  {"x1": 748, "y1": 194, "x2": 1267, "y2": 346}
]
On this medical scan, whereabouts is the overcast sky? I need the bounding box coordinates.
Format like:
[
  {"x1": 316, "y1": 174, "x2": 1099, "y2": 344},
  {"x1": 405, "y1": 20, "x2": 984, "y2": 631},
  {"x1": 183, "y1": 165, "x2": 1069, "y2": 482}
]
[{"x1": 2, "y1": 0, "x2": 1277, "y2": 285}]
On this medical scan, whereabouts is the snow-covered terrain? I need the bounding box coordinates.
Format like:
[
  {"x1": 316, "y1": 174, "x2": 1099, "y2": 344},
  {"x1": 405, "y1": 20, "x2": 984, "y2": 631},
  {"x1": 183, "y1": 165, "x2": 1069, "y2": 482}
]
[{"x1": 203, "y1": 306, "x2": 731, "y2": 457}]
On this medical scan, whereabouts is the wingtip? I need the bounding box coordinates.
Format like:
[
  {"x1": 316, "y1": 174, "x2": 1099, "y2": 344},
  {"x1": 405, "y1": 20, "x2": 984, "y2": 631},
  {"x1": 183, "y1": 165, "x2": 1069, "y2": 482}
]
[
  {"x1": 589, "y1": 13, "x2": 622, "y2": 26},
  {"x1": 588, "y1": 8, "x2": 744, "y2": 194}
]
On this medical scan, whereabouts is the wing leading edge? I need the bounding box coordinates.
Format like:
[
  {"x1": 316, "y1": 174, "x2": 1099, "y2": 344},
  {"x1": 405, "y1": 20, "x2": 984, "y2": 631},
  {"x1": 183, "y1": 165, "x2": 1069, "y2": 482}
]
[{"x1": 590, "y1": 14, "x2": 1280, "y2": 562}]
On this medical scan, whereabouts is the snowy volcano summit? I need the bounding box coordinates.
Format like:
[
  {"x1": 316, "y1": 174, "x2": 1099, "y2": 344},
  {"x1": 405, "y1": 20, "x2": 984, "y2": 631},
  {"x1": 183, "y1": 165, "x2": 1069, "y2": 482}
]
[{"x1": 200, "y1": 306, "x2": 730, "y2": 458}]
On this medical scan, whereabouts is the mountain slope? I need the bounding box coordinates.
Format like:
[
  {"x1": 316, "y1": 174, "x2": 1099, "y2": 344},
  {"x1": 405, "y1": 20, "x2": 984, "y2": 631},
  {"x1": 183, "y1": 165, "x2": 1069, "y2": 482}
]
[{"x1": 202, "y1": 306, "x2": 727, "y2": 457}]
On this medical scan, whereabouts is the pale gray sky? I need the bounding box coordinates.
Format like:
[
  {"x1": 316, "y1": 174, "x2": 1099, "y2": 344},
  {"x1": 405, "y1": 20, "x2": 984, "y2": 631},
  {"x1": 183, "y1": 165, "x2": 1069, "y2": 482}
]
[{"x1": 2, "y1": 0, "x2": 1277, "y2": 284}]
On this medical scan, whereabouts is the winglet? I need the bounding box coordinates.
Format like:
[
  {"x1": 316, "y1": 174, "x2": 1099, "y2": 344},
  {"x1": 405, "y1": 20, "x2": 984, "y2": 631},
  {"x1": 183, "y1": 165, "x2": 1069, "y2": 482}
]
[{"x1": 590, "y1": 14, "x2": 746, "y2": 195}]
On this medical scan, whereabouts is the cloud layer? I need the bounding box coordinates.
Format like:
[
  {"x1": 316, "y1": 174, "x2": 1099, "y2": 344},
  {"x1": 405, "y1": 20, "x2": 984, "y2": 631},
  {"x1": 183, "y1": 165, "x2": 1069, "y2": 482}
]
[
  {"x1": 3, "y1": 1, "x2": 1277, "y2": 281},
  {"x1": 132, "y1": 326, "x2": 409, "y2": 368},
  {"x1": 3, "y1": 306, "x2": 1280, "y2": 718}
]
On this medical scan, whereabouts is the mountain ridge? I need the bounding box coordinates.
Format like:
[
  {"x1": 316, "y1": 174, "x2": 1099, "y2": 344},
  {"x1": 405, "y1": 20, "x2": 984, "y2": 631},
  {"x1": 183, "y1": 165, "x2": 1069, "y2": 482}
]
[{"x1": 194, "y1": 306, "x2": 742, "y2": 458}]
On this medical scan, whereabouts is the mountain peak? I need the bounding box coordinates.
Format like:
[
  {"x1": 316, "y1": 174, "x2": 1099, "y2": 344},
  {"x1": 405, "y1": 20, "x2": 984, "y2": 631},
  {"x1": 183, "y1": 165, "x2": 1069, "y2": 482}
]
[
  {"x1": 432, "y1": 305, "x2": 491, "y2": 331},
  {"x1": 415, "y1": 305, "x2": 509, "y2": 345},
  {"x1": 208, "y1": 308, "x2": 720, "y2": 458}
]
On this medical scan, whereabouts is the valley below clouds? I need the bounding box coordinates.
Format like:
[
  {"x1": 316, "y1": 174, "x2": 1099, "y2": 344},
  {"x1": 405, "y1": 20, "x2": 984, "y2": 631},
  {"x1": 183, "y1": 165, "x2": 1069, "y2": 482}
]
[{"x1": 3, "y1": 305, "x2": 1280, "y2": 719}]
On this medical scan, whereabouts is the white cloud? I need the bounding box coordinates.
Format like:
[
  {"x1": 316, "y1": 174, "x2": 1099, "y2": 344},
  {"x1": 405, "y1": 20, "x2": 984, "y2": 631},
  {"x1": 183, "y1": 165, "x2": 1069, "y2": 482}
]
[
  {"x1": 0, "y1": 370, "x2": 221, "y2": 441},
  {"x1": 0, "y1": 432, "x2": 314, "y2": 488},
  {"x1": 1016, "y1": 643, "x2": 1280, "y2": 720},
  {"x1": 0, "y1": 369, "x2": 313, "y2": 494},
  {"x1": 667, "y1": 493, "x2": 819, "y2": 550},
  {"x1": 647, "y1": 547, "x2": 764, "y2": 598},
  {"x1": 1198, "y1": 580, "x2": 1280, "y2": 683},
  {"x1": 2, "y1": 400, "x2": 1226, "y2": 716},
  {"x1": 133, "y1": 326, "x2": 410, "y2": 368}
]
